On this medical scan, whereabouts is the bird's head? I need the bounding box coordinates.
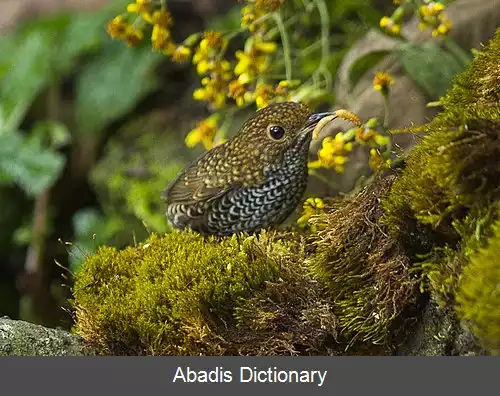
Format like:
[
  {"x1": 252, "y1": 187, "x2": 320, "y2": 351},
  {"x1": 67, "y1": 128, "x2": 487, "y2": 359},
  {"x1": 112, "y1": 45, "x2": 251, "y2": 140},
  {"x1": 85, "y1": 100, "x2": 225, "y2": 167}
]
[{"x1": 225, "y1": 102, "x2": 350, "y2": 168}]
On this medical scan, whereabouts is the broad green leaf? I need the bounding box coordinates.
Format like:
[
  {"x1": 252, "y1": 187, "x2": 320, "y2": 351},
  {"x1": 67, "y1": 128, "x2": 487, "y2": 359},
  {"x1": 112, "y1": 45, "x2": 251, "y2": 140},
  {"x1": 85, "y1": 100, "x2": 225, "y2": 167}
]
[
  {"x1": 0, "y1": 33, "x2": 54, "y2": 130},
  {"x1": 397, "y1": 42, "x2": 465, "y2": 99},
  {"x1": 0, "y1": 131, "x2": 65, "y2": 196},
  {"x1": 0, "y1": 7, "x2": 115, "y2": 132},
  {"x1": 75, "y1": 43, "x2": 163, "y2": 135},
  {"x1": 56, "y1": 7, "x2": 121, "y2": 73}
]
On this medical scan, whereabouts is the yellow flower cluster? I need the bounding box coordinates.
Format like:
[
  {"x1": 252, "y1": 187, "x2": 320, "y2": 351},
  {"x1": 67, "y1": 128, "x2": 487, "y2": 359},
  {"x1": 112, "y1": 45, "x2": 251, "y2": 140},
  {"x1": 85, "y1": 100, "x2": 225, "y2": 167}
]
[
  {"x1": 308, "y1": 111, "x2": 392, "y2": 174},
  {"x1": 107, "y1": 15, "x2": 143, "y2": 47},
  {"x1": 191, "y1": 32, "x2": 232, "y2": 109},
  {"x1": 380, "y1": 0, "x2": 452, "y2": 38},
  {"x1": 297, "y1": 197, "x2": 325, "y2": 229},
  {"x1": 379, "y1": 16, "x2": 401, "y2": 36},
  {"x1": 308, "y1": 132, "x2": 353, "y2": 174},
  {"x1": 355, "y1": 126, "x2": 390, "y2": 147},
  {"x1": 418, "y1": 1, "x2": 452, "y2": 36},
  {"x1": 241, "y1": 0, "x2": 285, "y2": 32},
  {"x1": 106, "y1": 1, "x2": 193, "y2": 63},
  {"x1": 226, "y1": 38, "x2": 282, "y2": 108},
  {"x1": 185, "y1": 114, "x2": 220, "y2": 150}
]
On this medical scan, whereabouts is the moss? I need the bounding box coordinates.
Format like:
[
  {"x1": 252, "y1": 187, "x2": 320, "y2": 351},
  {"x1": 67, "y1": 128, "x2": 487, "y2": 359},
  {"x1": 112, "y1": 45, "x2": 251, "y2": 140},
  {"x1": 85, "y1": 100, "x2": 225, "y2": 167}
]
[
  {"x1": 383, "y1": 120, "x2": 500, "y2": 241},
  {"x1": 414, "y1": 205, "x2": 498, "y2": 307},
  {"x1": 437, "y1": 29, "x2": 500, "y2": 125},
  {"x1": 456, "y1": 217, "x2": 500, "y2": 354},
  {"x1": 73, "y1": 230, "x2": 343, "y2": 355},
  {"x1": 307, "y1": 172, "x2": 418, "y2": 346}
]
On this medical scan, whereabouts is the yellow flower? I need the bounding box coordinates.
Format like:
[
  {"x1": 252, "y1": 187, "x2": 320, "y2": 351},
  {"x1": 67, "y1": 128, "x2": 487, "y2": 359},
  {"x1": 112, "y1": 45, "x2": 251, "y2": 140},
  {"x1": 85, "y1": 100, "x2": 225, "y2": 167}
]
[
  {"x1": 297, "y1": 197, "x2": 325, "y2": 228},
  {"x1": 203, "y1": 31, "x2": 225, "y2": 49},
  {"x1": 192, "y1": 69, "x2": 230, "y2": 109},
  {"x1": 192, "y1": 32, "x2": 228, "y2": 76},
  {"x1": 355, "y1": 127, "x2": 376, "y2": 144},
  {"x1": 162, "y1": 42, "x2": 178, "y2": 56},
  {"x1": 253, "y1": 39, "x2": 277, "y2": 54},
  {"x1": 369, "y1": 148, "x2": 392, "y2": 170},
  {"x1": 373, "y1": 72, "x2": 394, "y2": 94},
  {"x1": 432, "y1": 17, "x2": 452, "y2": 36},
  {"x1": 149, "y1": 10, "x2": 174, "y2": 27},
  {"x1": 379, "y1": 16, "x2": 401, "y2": 36},
  {"x1": 241, "y1": 4, "x2": 267, "y2": 33},
  {"x1": 228, "y1": 80, "x2": 249, "y2": 107},
  {"x1": 151, "y1": 25, "x2": 171, "y2": 51},
  {"x1": 171, "y1": 45, "x2": 192, "y2": 63},
  {"x1": 106, "y1": 16, "x2": 128, "y2": 40},
  {"x1": 234, "y1": 50, "x2": 270, "y2": 84},
  {"x1": 127, "y1": 0, "x2": 152, "y2": 19},
  {"x1": 256, "y1": 0, "x2": 286, "y2": 12},
  {"x1": 254, "y1": 83, "x2": 275, "y2": 109},
  {"x1": 124, "y1": 25, "x2": 144, "y2": 47},
  {"x1": 308, "y1": 133, "x2": 353, "y2": 173},
  {"x1": 419, "y1": 2, "x2": 445, "y2": 18},
  {"x1": 185, "y1": 114, "x2": 220, "y2": 150}
]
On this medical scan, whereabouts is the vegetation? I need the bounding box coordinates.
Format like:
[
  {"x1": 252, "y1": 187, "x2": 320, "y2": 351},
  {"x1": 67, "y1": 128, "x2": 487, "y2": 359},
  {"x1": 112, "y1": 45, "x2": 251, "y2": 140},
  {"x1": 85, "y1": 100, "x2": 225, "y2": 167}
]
[
  {"x1": 72, "y1": 26, "x2": 500, "y2": 355},
  {"x1": 1, "y1": 0, "x2": 498, "y2": 356}
]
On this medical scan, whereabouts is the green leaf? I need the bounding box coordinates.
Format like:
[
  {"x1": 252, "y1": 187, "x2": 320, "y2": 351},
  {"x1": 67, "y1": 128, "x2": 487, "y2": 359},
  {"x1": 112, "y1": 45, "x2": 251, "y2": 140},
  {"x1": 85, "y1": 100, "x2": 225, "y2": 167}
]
[
  {"x1": 75, "y1": 43, "x2": 163, "y2": 136},
  {"x1": 55, "y1": 10, "x2": 118, "y2": 73},
  {"x1": 0, "y1": 131, "x2": 65, "y2": 196},
  {"x1": 0, "y1": 8, "x2": 114, "y2": 132},
  {"x1": 397, "y1": 42, "x2": 465, "y2": 99},
  {"x1": 0, "y1": 33, "x2": 54, "y2": 130}
]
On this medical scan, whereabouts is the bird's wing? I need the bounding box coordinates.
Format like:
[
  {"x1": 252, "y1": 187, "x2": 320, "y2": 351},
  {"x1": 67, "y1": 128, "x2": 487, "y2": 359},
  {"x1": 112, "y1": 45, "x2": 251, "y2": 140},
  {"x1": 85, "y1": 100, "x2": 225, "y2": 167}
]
[{"x1": 162, "y1": 146, "x2": 237, "y2": 205}]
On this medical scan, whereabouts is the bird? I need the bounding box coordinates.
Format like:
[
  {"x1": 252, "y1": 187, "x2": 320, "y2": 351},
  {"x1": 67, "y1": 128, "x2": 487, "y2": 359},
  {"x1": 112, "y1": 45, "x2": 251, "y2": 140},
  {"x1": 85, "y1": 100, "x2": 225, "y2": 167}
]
[{"x1": 162, "y1": 101, "x2": 358, "y2": 236}]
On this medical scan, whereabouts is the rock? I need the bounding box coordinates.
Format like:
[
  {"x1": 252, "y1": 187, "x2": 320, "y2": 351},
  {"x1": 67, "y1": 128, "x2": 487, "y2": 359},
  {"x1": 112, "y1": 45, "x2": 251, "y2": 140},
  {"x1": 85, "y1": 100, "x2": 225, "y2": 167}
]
[{"x1": 0, "y1": 317, "x2": 93, "y2": 356}]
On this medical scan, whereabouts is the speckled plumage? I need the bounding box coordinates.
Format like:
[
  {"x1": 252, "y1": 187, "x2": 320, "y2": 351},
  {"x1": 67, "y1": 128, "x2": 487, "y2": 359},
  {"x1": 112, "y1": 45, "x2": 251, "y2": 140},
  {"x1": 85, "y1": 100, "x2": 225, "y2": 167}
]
[{"x1": 163, "y1": 102, "x2": 332, "y2": 236}]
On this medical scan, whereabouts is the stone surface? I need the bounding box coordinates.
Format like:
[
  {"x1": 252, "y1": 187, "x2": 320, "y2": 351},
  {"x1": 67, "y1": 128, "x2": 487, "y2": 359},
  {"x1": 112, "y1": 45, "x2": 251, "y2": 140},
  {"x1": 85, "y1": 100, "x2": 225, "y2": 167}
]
[{"x1": 0, "y1": 317, "x2": 93, "y2": 356}]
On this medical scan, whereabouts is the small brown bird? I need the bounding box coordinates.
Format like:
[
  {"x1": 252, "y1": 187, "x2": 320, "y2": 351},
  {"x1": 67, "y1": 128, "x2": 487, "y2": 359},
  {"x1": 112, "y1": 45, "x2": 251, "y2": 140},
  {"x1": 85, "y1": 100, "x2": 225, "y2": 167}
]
[{"x1": 163, "y1": 102, "x2": 358, "y2": 236}]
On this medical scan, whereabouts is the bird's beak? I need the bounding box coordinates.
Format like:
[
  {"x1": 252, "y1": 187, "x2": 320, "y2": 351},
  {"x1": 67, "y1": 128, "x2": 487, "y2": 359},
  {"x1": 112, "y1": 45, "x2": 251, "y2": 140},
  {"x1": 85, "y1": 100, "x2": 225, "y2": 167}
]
[
  {"x1": 300, "y1": 112, "x2": 338, "y2": 137},
  {"x1": 300, "y1": 110, "x2": 361, "y2": 140}
]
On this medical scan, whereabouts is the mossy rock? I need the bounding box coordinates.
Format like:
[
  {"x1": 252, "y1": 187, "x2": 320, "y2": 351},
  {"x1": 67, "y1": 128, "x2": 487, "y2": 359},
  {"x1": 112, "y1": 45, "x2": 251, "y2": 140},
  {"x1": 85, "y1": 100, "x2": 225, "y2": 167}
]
[
  {"x1": 73, "y1": 230, "x2": 348, "y2": 355},
  {"x1": 456, "y1": 217, "x2": 500, "y2": 354},
  {"x1": 307, "y1": 172, "x2": 418, "y2": 345},
  {"x1": 381, "y1": 30, "x2": 500, "y2": 354}
]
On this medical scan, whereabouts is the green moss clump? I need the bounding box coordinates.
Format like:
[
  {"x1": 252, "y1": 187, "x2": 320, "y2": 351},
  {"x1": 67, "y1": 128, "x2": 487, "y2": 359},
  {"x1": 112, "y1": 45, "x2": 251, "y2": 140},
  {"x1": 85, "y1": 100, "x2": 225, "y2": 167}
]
[
  {"x1": 414, "y1": 205, "x2": 498, "y2": 307},
  {"x1": 437, "y1": 30, "x2": 500, "y2": 125},
  {"x1": 307, "y1": 172, "x2": 418, "y2": 345},
  {"x1": 383, "y1": 120, "x2": 500, "y2": 238},
  {"x1": 73, "y1": 231, "x2": 286, "y2": 355},
  {"x1": 456, "y1": 217, "x2": 500, "y2": 354}
]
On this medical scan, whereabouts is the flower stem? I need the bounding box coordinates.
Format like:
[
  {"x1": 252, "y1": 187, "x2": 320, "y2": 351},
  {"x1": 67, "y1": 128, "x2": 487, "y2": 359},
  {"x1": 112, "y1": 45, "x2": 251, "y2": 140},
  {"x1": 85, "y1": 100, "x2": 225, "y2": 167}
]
[
  {"x1": 273, "y1": 12, "x2": 292, "y2": 81},
  {"x1": 383, "y1": 94, "x2": 390, "y2": 129},
  {"x1": 313, "y1": 0, "x2": 332, "y2": 91}
]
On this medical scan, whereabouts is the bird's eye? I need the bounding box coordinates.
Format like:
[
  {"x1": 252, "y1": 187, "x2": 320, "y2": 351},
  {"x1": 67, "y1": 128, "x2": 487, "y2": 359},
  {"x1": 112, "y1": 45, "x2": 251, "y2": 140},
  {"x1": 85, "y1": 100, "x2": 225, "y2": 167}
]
[{"x1": 268, "y1": 125, "x2": 286, "y2": 140}]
